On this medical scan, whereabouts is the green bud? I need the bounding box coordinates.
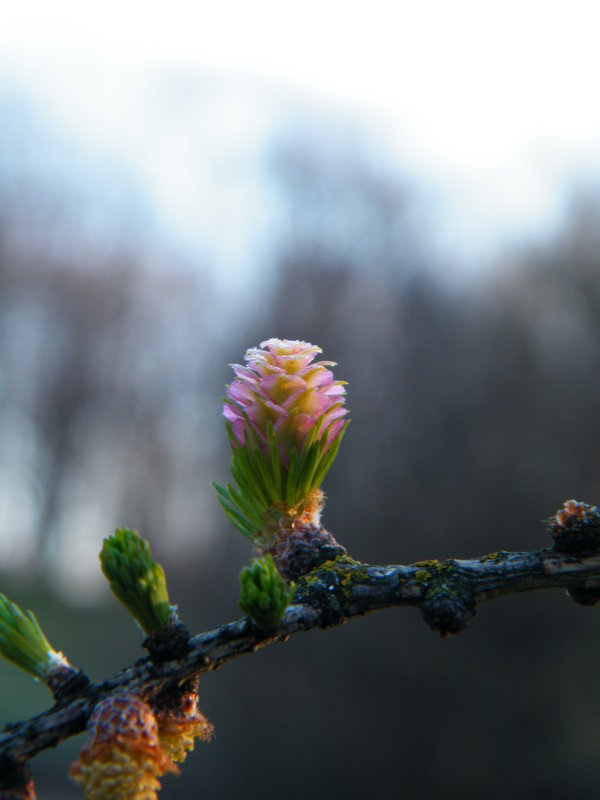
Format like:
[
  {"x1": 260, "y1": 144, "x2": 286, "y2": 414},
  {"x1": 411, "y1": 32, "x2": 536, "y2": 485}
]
[
  {"x1": 238, "y1": 555, "x2": 295, "y2": 629},
  {"x1": 0, "y1": 593, "x2": 70, "y2": 678},
  {"x1": 100, "y1": 528, "x2": 175, "y2": 634}
]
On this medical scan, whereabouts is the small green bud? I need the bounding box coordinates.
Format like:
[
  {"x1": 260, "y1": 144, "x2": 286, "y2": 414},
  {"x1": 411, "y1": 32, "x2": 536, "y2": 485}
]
[
  {"x1": 0, "y1": 593, "x2": 71, "y2": 679},
  {"x1": 238, "y1": 555, "x2": 295, "y2": 629},
  {"x1": 100, "y1": 528, "x2": 175, "y2": 634}
]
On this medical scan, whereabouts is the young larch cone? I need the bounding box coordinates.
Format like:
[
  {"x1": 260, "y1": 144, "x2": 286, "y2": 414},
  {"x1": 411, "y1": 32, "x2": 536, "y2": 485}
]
[
  {"x1": 157, "y1": 691, "x2": 214, "y2": 764},
  {"x1": 216, "y1": 339, "x2": 349, "y2": 569},
  {"x1": 224, "y1": 339, "x2": 347, "y2": 457},
  {"x1": 70, "y1": 693, "x2": 178, "y2": 800}
]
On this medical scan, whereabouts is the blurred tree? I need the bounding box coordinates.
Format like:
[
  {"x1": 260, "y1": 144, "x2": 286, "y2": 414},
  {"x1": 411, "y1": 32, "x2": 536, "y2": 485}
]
[{"x1": 0, "y1": 226, "x2": 222, "y2": 594}]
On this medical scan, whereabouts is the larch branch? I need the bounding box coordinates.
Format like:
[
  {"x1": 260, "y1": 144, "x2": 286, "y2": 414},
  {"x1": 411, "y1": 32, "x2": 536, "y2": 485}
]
[{"x1": 2, "y1": 536, "x2": 600, "y2": 767}]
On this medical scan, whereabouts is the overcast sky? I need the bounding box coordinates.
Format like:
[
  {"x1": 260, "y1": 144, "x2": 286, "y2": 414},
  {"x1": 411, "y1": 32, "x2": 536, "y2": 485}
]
[{"x1": 2, "y1": 0, "x2": 600, "y2": 273}]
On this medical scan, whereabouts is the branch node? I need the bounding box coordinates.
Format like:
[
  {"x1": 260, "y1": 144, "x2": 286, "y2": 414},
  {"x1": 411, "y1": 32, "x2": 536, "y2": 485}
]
[
  {"x1": 548, "y1": 499, "x2": 600, "y2": 555},
  {"x1": 266, "y1": 525, "x2": 346, "y2": 582},
  {"x1": 46, "y1": 668, "x2": 91, "y2": 702},
  {"x1": 142, "y1": 622, "x2": 191, "y2": 663},
  {"x1": 567, "y1": 583, "x2": 600, "y2": 606},
  {"x1": 421, "y1": 576, "x2": 476, "y2": 636}
]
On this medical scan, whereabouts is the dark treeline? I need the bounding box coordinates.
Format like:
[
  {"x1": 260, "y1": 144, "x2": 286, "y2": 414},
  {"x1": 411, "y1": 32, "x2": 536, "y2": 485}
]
[{"x1": 1, "y1": 132, "x2": 600, "y2": 799}]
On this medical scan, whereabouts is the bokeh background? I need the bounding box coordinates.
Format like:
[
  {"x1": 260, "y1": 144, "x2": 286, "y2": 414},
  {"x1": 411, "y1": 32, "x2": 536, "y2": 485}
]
[{"x1": 2, "y1": 2, "x2": 600, "y2": 798}]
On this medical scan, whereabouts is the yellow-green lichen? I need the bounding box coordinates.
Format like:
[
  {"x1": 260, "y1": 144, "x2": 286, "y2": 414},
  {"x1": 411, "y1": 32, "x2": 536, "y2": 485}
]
[
  {"x1": 292, "y1": 555, "x2": 370, "y2": 620},
  {"x1": 480, "y1": 551, "x2": 509, "y2": 563},
  {"x1": 301, "y1": 556, "x2": 368, "y2": 591},
  {"x1": 413, "y1": 559, "x2": 441, "y2": 570},
  {"x1": 411, "y1": 559, "x2": 455, "y2": 586}
]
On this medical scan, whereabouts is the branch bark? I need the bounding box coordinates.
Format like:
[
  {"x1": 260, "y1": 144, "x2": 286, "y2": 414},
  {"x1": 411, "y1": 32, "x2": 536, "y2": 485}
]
[{"x1": 2, "y1": 538, "x2": 600, "y2": 769}]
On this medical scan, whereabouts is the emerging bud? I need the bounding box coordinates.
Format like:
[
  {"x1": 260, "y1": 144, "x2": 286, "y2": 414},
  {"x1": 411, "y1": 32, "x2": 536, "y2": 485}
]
[
  {"x1": 238, "y1": 555, "x2": 295, "y2": 629},
  {"x1": 100, "y1": 529, "x2": 177, "y2": 635},
  {"x1": 70, "y1": 693, "x2": 177, "y2": 800},
  {"x1": 0, "y1": 593, "x2": 77, "y2": 693},
  {"x1": 548, "y1": 499, "x2": 600, "y2": 554},
  {"x1": 214, "y1": 339, "x2": 349, "y2": 556}
]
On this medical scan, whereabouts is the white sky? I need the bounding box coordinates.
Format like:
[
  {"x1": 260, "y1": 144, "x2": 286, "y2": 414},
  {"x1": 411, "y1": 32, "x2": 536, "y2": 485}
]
[{"x1": 2, "y1": 0, "x2": 600, "y2": 266}]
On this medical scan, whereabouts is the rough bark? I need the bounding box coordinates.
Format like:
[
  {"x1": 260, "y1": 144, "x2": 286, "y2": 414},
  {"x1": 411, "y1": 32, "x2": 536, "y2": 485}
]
[{"x1": 2, "y1": 532, "x2": 600, "y2": 771}]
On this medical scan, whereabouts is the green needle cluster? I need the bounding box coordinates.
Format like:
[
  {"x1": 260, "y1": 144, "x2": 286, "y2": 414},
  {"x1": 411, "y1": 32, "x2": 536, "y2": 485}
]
[
  {"x1": 215, "y1": 418, "x2": 348, "y2": 539},
  {"x1": 0, "y1": 593, "x2": 65, "y2": 678},
  {"x1": 100, "y1": 528, "x2": 174, "y2": 633},
  {"x1": 238, "y1": 555, "x2": 295, "y2": 629}
]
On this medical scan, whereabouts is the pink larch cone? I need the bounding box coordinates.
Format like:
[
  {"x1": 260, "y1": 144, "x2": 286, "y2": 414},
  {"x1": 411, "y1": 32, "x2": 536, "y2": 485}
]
[
  {"x1": 218, "y1": 339, "x2": 349, "y2": 578},
  {"x1": 224, "y1": 338, "x2": 347, "y2": 459}
]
